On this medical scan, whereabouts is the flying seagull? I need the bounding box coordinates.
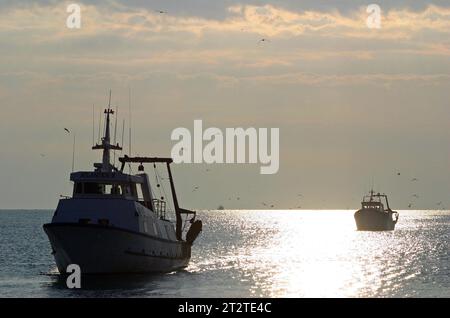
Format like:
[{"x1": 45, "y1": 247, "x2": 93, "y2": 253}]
[
  {"x1": 412, "y1": 194, "x2": 419, "y2": 198},
  {"x1": 192, "y1": 186, "x2": 199, "y2": 192},
  {"x1": 64, "y1": 128, "x2": 70, "y2": 134},
  {"x1": 258, "y1": 38, "x2": 270, "y2": 44},
  {"x1": 411, "y1": 178, "x2": 419, "y2": 182},
  {"x1": 155, "y1": 10, "x2": 167, "y2": 14},
  {"x1": 408, "y1": 203, "x2": 412, "y2": 208}
]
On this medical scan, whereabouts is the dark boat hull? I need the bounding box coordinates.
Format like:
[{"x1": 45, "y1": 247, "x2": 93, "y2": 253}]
[
  {"x1": 354, "y1": 209, "x2": 398, "y2": 231},
  {"x1": 43, "y1": 223, "x2": 191, "y2": 274}
]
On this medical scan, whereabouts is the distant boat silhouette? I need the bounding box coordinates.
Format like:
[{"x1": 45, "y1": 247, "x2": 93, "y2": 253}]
[{"x1": 354, "y1": 190, "x2": 399, "y2": 231}]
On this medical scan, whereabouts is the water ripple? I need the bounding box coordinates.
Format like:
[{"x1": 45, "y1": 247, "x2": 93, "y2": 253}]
[{"x1": 0, "y1": 210, "x2": 448, "y2": 297}]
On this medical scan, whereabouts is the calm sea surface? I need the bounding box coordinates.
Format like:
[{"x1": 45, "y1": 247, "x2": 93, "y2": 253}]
[{"x1": 0, "y1": 210, "x2": 448, "y2": 298}]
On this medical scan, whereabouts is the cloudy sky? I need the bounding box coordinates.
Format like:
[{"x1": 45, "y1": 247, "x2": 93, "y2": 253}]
[{"x1": 1, "y1": 0, "x2": 449, "y2": 210}]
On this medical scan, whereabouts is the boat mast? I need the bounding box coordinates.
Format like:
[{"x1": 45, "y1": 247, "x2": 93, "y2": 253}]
[{"x1": 92, "y1": 91, "x2": 122, "y2": 172}]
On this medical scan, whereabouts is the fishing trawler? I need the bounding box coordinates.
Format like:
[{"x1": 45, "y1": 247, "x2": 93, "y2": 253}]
[
  {"x1": 354, "y1": 191, "x2": 399, "y2": 231},
  {"x1": 43, "y1": 97, "x2": 202, "y2": 274}
]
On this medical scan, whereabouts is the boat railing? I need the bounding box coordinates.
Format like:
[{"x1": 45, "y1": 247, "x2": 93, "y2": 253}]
[{"x1": 152, "y1": 199, "x2": 167, "y2": 219}]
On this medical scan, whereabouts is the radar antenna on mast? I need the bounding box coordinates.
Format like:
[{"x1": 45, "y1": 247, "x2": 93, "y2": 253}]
[{"x1": 92, "y1": 90, "x2": 123, "y2": 172}]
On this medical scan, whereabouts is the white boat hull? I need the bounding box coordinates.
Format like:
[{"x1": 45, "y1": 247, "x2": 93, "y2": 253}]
[{"x1": 43, "y1": 223, "x2": 191, "y2": 274}]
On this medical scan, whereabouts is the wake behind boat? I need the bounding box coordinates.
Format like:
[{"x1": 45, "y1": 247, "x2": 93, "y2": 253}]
[
  {"x1": 43, "y1": 96, "x2": 202, "y2": 274},
  {"x1": 354, "y1": 191, "x2": 399, "y2": 231}
]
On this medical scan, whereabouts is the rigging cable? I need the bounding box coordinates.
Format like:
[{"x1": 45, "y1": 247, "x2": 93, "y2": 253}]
[{"x1": 153, "y1": 163, "x2": 175, "y2": 219}]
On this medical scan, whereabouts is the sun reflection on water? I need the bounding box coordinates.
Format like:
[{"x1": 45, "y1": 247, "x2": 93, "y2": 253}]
[
  {"x1": 2, "y1": 210, "x2": 447, "y2": 297},
  {"x1": 189, "y1": 210, "x2": 449, "y2": 298},
  {"x1": 244, "y1": 211, "x2": 365, "y2": 297}
]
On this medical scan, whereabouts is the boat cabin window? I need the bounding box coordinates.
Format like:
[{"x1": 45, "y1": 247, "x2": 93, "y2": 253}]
[
  {"x1": 135, "y1": 183, "x2": 145, "y2": 201},
  {"x1": 74, "y1": 182, "x2": 132, "y2": 197},
  {"x1": 363, "y1": 203, "x2": 384, "y2": 210},
  {"x1": 75, "y1": 182, "x2": 83, "y2": 194}
]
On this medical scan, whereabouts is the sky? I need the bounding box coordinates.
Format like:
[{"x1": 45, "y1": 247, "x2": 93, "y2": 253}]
[{"x1": 0, "y1": 0, "x2": 450, "y2": 210}]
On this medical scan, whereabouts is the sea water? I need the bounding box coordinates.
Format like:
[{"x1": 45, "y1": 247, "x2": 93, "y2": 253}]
[{"x1": 0, "y1": 210, "x2": 448, "y2": 297}]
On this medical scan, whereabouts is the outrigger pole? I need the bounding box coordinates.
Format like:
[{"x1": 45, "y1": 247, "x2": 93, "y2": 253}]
[
  {"x1": 383, "y1": 194, "x2": 391, "y2": 211},
  {"x1": 118, "y1": 155, "x2": 195, "y2": 241}
]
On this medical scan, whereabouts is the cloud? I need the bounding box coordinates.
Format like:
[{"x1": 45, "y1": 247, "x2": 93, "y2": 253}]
[
  {"x1": 0, "y1": 1, "x2": 449, "y2": 77},
  {"x1": 242, "y1": 72, "x2": 450, "y2": 87},
  {"x1": 2, "y1": 2, "x2": 450, "y2": 41},
  {"x1": 1, "y1": 2, "x2": 449, "y2": 91},
  {"x1": 0, "y1": 1, "x2": 450, "y2": 75},
  {"x1": 2, "y1": 69, "x2": 448, "y2": 92}
]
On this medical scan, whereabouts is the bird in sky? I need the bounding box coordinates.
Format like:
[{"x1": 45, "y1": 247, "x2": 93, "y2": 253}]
[
  {"x1": 397, "y1": 172, "x2": 401, "y2": 176},
  {"x1": 437, "y1": 202, "x2": 442, "y2": 206},
  {"x1": 64, "y1": 128, "x2": 70, "y2": 134},
  {"x1": 192, "y1": 186, "x2": 199, "y2": 192},
  {"x1": 412, "y1": 194, "x2": 419, "y2": 198},
  {"x1": 155, "y1": 10, "x2": 167, "y2": 14},
  {"x1": 258, "y1": 38, "x2": 270, "y2": 44},
  {"x1": 261, "y1": 202, "x2": 267, "y2": 206},
  {"x1": 408, "y1": 203, "x2": 412, "y2": 208},
  {"x1": 411, "y1": 178, "x2": 419, "y2": 182},
  {"x1": 40, "y1": 154, "x2": 46, "y2": 157}
]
